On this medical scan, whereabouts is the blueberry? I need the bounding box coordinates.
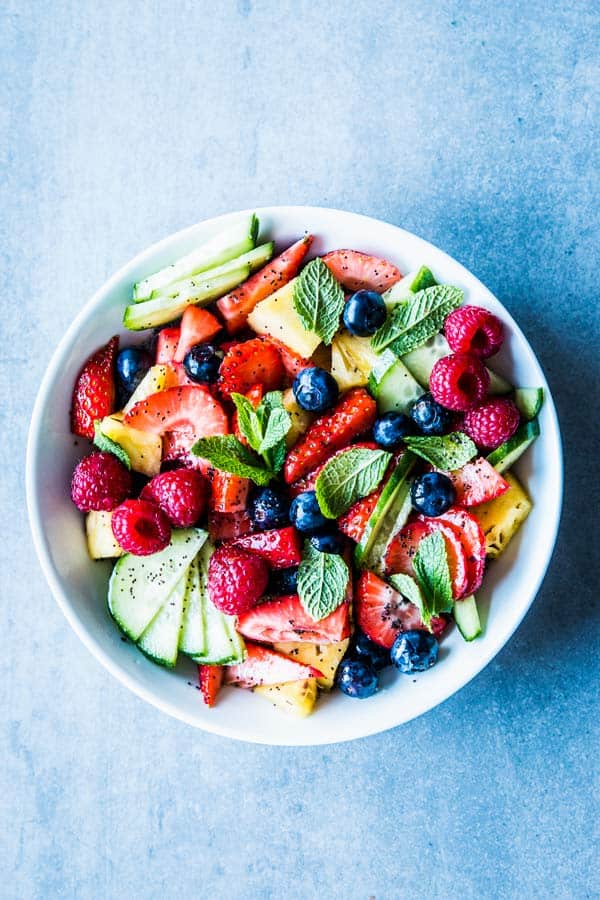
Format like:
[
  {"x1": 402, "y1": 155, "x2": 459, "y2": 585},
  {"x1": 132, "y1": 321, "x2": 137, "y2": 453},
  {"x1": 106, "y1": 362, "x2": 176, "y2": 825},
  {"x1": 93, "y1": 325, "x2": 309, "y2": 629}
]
[
  {"x1": 411, "y1": 471, "x2": 456, "y2": 517},
  {"x1": 343, "y1": 290, "x2": 387, "y2": 337},
  {"x1": 293, "y1": 367, "x2": 339, "y2": 413},
  {"x1": 373, "y1": 412, "x2": 413, "y2": 449},
  {"x1": 309, "y1": 529, "x2": 345, "y2": 554},
  {"x1": 116, "y1": 347, "x2": 151, "y2": 395},
  {"x1": 289, "y1": 491, "x2": 328, "y2": 534},
  {"x1": 183, "y1": 343, "x2": 222, "y2": 384},
  {"x1": 249, "y1": 487, "x2": 290, "y2": 530},
  {"x1": 409, "y1": 392, "x2": 452, "y2": 435},
  {"x1": 390, "y1": 630, "x2": 438, "y2": 673},
  {"x1": 336, "y1": 659, "x2": 378, "y2": 698},
  {"x1": 268, "y1": 566, "x2": 298, "y2": 596},
  {"x1": 350, "y1": 630, "x2": 391, "y2": 671}
]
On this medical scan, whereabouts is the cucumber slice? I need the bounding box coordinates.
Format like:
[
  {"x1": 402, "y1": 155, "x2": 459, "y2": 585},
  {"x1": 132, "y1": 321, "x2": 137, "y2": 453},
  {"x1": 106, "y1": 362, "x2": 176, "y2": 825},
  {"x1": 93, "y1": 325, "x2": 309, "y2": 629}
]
[
  {"x1": 133, "y1": 213, "x2": 258, "y2": 300},
  {"x1": 123, "y1": 265, "x2": 251, "y2": 331},
  {"x1": 401, "y1": 332, "x2": 512, "y2": 395},
  {"x1": 355, "y1": 452, "x2": 415, "y2": 571},
  {"x1": 149, "y1": 242, "x2": 274, "y2": 300},
  {"x1": 190, "y1": 540, "x2": 245, "y2": 665},
  {"x1": 108, "y1": 528, "x2": 207, "y2": 640},
  {"x1": 453, "y1": 595, "x2": 482, "y2": 641},
  {"x1": 178, "y1": 556, "x2": 206, "y2": 656},
  {"x1": 514, "y1": 387, "x2": 544, "y2": 420},
  {"x1": 487, "y1": 418, "x2": 540, "y2": 473},
  {"x1": 368, "y1": 350, "x2": 424, "y2": 414},
  {"x1": 137, "y1": 571, "x2": 187, "y2": 667},
  {"x1": 383, "y1": 266, "x2": 437, "y2": 309}
]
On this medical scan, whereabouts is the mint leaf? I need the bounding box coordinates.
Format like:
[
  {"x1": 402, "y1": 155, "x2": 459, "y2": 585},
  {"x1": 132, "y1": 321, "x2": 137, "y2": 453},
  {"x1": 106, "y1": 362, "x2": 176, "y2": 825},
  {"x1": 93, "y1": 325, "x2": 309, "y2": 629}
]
[
  {"x1": 258, "y1": 407, "x2": 290, "y2": 454},
  {"x1": 231, "y1": 390, "x2": 291, "y2": 474},
  {"x1": 372, "y1": 285, "x2": 463, "y2": 354},
  {"x1": 412, "y1": 531, "x2": 454, "y2": 618},
  {"x1": 403, "y1": 432, "x2": 477, "y2": 470},
  {"x1": 230, "y1": 393, "x2": 263, "y2": 450},
  {"x1": 297, "y1": 541, "x2": 349, "y2": 621},
  {"x1": 315, "y1": 447, "x2": 391, "y2": 518},
  {"x1": 293, "y1": 257, "x2": 345, "y2": 345},
  {"x1": 191, "y1": 435, "x2": 273, "y2": 485},
  {"x1": 93, "y1": 421, "x2": 131, "y2": 470},
  {"x1": 389, "y1": 573, "x2": 427, "y2": 621}
]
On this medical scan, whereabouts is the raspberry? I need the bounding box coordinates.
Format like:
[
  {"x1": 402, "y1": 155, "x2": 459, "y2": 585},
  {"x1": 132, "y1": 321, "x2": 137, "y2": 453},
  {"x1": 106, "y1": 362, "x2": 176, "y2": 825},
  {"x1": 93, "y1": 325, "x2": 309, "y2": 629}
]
[
  {"x1": 463, "y1": 398, "x2": 520, "y2": 450},
  {"x1": 70, "y1": 451, "x2": 131, "y2": 512},
  {"x1": 111, "y1": 499, "x2": 171, "y2": 556},
  {"x1": 208, "y1": 545, "x2": 269, "y2": 615},
  {"x1": 430, "y1": 353, "x2": 490, "y2": 412},
  {"x1": 445, "y1": 306, "x2": 504, "y2": 359},
  {"x1": 141, "y1": 469, "x2": 207, "y2": 527}
]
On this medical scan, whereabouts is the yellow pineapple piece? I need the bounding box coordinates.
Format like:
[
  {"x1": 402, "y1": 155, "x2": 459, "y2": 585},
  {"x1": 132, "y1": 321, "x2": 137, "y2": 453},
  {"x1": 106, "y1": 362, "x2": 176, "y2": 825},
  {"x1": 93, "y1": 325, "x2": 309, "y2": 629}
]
[
  {"x1": 99, "y1": 415, "x2": 162, "y2": 477},
  {"x1": 253, "y1": 677, "x2": 318, "y2": 717},
  {"x1": 282, "y1": 389, "x2": 313, "y2": 448},
  {"x1": 122, "y1": 364, "x2": 177, "y2": 414},
  {"x1": 273, "y1": 639, "x2": 350, "y2": 689},
  {"x1": 331, "y1": 333, "x2": 382, "y2": 391},
  {"x1": 85, "y1": 511, "x2": 124, "y2": 559},
  {"x1": 247, "y1": 278, "x2": 321, "y2": 358},
  {"x1": 472, "y1": 471, "x2": 532, "y2": 558}
]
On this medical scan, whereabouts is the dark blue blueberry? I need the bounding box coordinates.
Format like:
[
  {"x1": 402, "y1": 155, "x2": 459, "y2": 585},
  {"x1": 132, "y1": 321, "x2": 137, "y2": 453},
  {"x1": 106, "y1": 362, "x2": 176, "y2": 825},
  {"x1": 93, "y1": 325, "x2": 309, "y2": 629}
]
[
  {"x1": 390, "y1": 630, "x2": 438, "y2": 673},
  {"x1": 268, "y1": 566, "x2": 298, "y2": 596},
  {"x1": 342, "y1": 290, "x2": 387, "y2": 337},
  {"x1": 350, "y1": 630, "x2": 391, "y2": 671},
  {"x1": 292, "y1": 367, "x2": 339, "y2": 413},
  {"x1": 248, "y1": 487, "x2": 290, "y2": 530},
  {"x1": 410, "y1": 471, "x2": 456, "y2": 517},
  {"x1": 336, "y1": 659, "x2": 378, "y2": 698},
  {"x1": 183, "y1": 343, "x2": 222, "y2": 384},
  {"x1": 409, "y1": 392, "x2": 452, "y2": 436},
  {"x1": 373, "y1": 412, "x2": 413, "y2": 449},
  {"x1": 289, "y1": 491, "x2": 328, "y2": 534},
  {"x1": 309, "y1": 529, "x2": 345, "y2": 554},
  {"x1": 116, "y1": 347, "x2": 152, "y2": 395}
]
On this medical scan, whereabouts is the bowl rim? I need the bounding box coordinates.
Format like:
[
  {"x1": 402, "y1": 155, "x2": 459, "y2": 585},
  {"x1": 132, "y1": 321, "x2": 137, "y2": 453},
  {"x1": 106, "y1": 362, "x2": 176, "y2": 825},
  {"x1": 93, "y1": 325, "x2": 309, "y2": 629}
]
[{"x1": 26, "y1": 205, "x2": 564, "y2": 745}]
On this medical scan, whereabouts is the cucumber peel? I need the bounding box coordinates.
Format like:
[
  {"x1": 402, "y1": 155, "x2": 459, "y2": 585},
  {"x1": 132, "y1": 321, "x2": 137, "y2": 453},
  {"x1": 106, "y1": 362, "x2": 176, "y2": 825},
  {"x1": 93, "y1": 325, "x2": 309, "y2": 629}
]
[
  {"x1": 453, "y1": 595, "x2": 482, "y2": 641},
  {"x1": 487, "y1": 418, "x2": 540, "y2": 473},
  {"x1": 514, "y1": 387, "x2": 544, "y2": 420},
  {"x1": 355, "y1": 452, "x2": 415, "y2": 571}
]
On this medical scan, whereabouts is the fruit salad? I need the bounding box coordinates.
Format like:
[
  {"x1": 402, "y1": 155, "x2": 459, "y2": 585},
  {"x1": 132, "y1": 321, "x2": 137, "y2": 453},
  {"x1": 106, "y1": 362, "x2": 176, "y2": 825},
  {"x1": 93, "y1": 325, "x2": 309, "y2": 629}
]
[{"x1": 69, "y1": 213, "x2": 543, "y2": 717}]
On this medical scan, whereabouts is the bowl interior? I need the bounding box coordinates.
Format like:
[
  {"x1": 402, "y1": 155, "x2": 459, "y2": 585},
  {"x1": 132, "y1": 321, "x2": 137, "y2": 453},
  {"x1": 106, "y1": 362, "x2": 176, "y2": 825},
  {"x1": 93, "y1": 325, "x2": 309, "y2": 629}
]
[{"x1": 27, "y1": 207, "x2": 563, "y2": 745}]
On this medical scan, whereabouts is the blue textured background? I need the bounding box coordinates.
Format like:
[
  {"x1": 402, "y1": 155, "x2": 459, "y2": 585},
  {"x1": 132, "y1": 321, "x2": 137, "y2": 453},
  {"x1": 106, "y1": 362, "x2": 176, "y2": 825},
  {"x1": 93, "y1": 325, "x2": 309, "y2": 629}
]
[{"x1": 2, "y1": 1, "x2": 599, "y2": 897}]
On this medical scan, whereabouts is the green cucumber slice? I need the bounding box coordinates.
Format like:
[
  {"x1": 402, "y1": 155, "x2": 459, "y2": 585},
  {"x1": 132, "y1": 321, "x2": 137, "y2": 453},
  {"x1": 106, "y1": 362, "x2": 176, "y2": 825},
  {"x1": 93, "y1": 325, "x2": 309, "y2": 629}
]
[
  {"x1": 383, "y1": 266, "x2": 437, "y2": 309},
  {"x1": 401, "y1": 332, "x2": 512, "y2": 395},
  {"x1": 368, "y1": 350, "x2": 423, "y2": 414},
  {"x1": 133, "y1": 213, "x2": 258, "y2": 300},
  {"x1": 487, "y1": 418, "x2": 540, "y2": 473},
  {"x1": 137, "y1": 571, "x2": 187, "y2": 667},
  {"x1": 190, "y1": 540, "x2": 246, "y2": 665},
  {"x1": 149, "y1": 242, "x2": 274, "y2": 299},
  {"x1": 355, "y1": 452, "x2": 415, "y2": 571},
  {"x1": 453, "y1": 595, "x2": 482, "y2": 641},
  {"x1": 178, "y1": 556, "x2": 206, "y2": 656},
  {"x1": 514, "y1": 387, "x2": 544, "y2": 420}
]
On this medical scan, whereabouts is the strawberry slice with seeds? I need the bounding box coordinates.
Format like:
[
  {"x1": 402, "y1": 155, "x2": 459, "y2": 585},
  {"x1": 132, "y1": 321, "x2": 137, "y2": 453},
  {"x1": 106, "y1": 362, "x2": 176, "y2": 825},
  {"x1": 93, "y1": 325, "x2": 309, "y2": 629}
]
[
  {"x1": 443, "y1": 458, "x2": 510, "y2": 507},
  {"x1": 435, "y1": 507, "x2": 487, "y2": 595},
  {"x1": 155, "y1": 326, "x2": 181, "y2": 365},
  {"x1": 71, "y1": 336, "x2": 119, "y2": 439},
  {"x1": 322, "y1": 249, "x2": 402, "y2": 293},
  {"x1": 232, "y1": 526, "x2": 302, "y2": 569},
  {"x1": 288, "y1": 440, "x2": 379, "y2": 497},
  {"x1": 209, "y1": 469, "x2": 250, "y2": 513},
  {"x1": 123, "y1": 385, "x2": 228, "y2": 437},
  {"x1": 174, "y1": 307, "x2": 221, "y2": 363},
  {"x1": 198, "y1": 664, "x2": 223, "y2": 707},
  {"x1": 384, "y1": 517, "x2": 469, "y2": 600},
  {"x1": 355, "y1": 570, "x2": 446, "y2": 648},
  {"x1": 223, "y1": 642, "x2": 322, "y2": 688},
  {"x1": 208, "y1": 510, "x2": 254, "y2": 542},
  {"x1": 219, "y1": 337, "x2": 285, "y2": 397},
  {"x1": 338, "y1": 487, "x2": 383, "y2": 542},
  {"x1": 237, "y1": 595, "x2": 351, "y2": 644},
  {"x1": 263, "y1": 336, "x2": 311, "y2": 378}
]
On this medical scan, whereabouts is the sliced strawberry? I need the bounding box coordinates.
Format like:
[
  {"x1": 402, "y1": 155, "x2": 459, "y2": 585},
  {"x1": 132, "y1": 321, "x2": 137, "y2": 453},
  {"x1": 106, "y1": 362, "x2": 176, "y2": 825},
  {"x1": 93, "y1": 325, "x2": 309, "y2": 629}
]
[
  {"x1": 355, "y1": 571, "x2": 445, "y2": 648},
  {"x1": 232, "y1": 527, "x2": 302, "y2": 569},
  {"x1": 198, "y1": 664, "x2": 223, "y2": 707},
  {"x1": 384, "y1": 517, "x2": 469, "y2": 600},
  {"x1": 263, "y1": 336, "x2": 311, "y2": 378},
  {"x1": 283, "y1": 388, "x2": 377, "y2": 484},
  {"x1": 217, "y1": 236, "x2": 313, "y2": 333},
  {"x1": 219, "y1": 337, "x2": 285, "y2": 397},
  {"x1": 237, "y1": 595, "x2": 351, "y2": 644},
  {"x1": 155, "y1": 327, "x2": 181, "y2": 364},
  {"x1": 174, "y1": 308, "x2": 221, "y2": 363},
  {"x1": 223, "y1": 642, "x2": 322, "y2": 688},
  {"x1": 71, "y1": 336, "x2": 118, "y2": 439},
  {"x1": 209, "y1": 469, "x2": 250, "y2": 513},
  {"x1": 123, "y1": 385, "x2": 228, "y2": 438},
  {"x1": 338, "y1": 487, "x2": 383, "y2": 542},
  {"x1": 208, "y1": 510, "x2": 254, "y2": 542},
  {"x1": 444, "y1": 458, "x2": 510, "y2": 506},
  {"x1": 436, "y1": 507, "x2": 487, "y2": 595},
  {"x1": 322, "y1": 249, "x2": 402, "y2": 294},
  {"x1": 233, "y1": 383, "x2": 264, "y2": 445},
  {"x1": 384, "y1": 520, "x2": 430, "y2": 578},
  {"x1": 288, "y1": 440, "x2": 379, "y2": 497},
  {"x1": 417, "y1": 517, "x2": 469, "y2": 599}
]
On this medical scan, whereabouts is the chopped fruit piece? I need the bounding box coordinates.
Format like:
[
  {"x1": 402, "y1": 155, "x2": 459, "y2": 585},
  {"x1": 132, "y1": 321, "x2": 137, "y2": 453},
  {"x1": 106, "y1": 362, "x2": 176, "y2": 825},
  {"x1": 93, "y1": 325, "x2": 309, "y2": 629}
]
[
  {"x1": 331, "y1": 333, "x2": 384, "y2": 391},
  {"x1": 282, "y1": 389, "x2": 313, "y2": 448},
  {"x1": 288, "y1": 440, "x2": 379, "y2": 497},
  {"x1": 233, "y1": 384, "x2": 263, "y2": 444},
  {"x1": 71, "y1": 451, "x2": 132, "y2": 512},
  {"x1": 155, "y1": 327, "x2": 181, "y2": 364},
  {"x1": 253, "y1": 677, "x2": 318, "y2": 717},
  {"x1": 237, "y1": 595, "x2": 351, "y2": 644},
  {"x1": 174, "y1": 308, "x2": 221, "y2": 363},
  {"x1": 217, "y1": 236, "x2": 313, "y2": 333},
  {"x1": 322, "y1": 249, "x2": 402, "y2": 293},
  {"x1": 98, "y1": 415, "x2": 162, "y2": 477},
  {"x1": 444, "y1": 457, "x2": 510, "y2": 506},
  {"x1": 219, "y1": 337, "x2": 285, "y2": 397},
  {"x1": 232, "y1": 526, "x2": 302, "y2": 569},
  {"x1": 444, "y1": 305, "x2": 504, "y2": 359},
  {"x1": 208, "y1": 511, "x2": 254, "y2": 542},
  {"x1": 429, "y1": 353, "x2": 490, "y2": 411},
  {"x1": 283, "y1": 388, "x2": 377, "y2": 483},
  {"x1": 210, "y1": 470, "x2": 250, "y2": 513},
  {"x1": 111, "y1": 499, "x2": 171, "y2": 556},
  {"x1": 123, "y1": 387, "x2": 228, "y2": 453},
  {"x1": 198, "y1": 664, "x2": 223, "y2": 708},
  {"x1": 265, "y1": 336, "x2": 311, "y2": 377},
  {"x1": 85, "y1": 511, "x2": 124, "y2": 559},
  {"x1": 141, "y1": 469, "x2": 207, "y2": 527},
  {"x1": 435, "y1": 507, "x2": 487, "y2": 594},
  {"x1": 71, "y1": 336, "x2": 118, "y2": 439},
  {"x1": 355, "y1": 570, "x2": 445, "y2": 648},
  {"x1": 207, "y1": 545, "x2": 269, "y2": 615},
  {"x1": 122, "y1": 364, "x2": 177, "y2": 415},
  {"x1": 385, "y1": 517, "x2": 469, "y2": 600},
  {"x1": 471, "y1": 472, "x2": 532, "y2": 558},
  {"x1": 247, "y1": 278, "x2": 322, "y2": 359},
  {"x1": 273, "y1": 640, "x2": 350, "y2": 689},
  {"x1": 223, "y1": 643, "x2": 322, "y2": 688},
  {"x1": 338, "y1": 488, "x2": 383, "y2": 542},
  {"x1": 463, "y1": 398, "x2": 520, "y2": 450},
  {"x1": 383, "y1": 520, "x2": 430, "y2": 578}
]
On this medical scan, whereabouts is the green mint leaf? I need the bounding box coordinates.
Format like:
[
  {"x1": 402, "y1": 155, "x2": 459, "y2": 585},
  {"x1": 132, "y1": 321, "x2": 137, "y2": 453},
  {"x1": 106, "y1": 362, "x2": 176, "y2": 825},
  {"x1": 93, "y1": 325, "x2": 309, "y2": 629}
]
[
  {"x1": 261, "y1": 391, "x2": 284, "y2": 411},
  {"x1": 93, "y1": 421, "x2": 131, "y2": 470},
  {"x1": 372, "y1": 285, "x2": 463, "y2": 354},
  {"x1": 412, "y1": 531, "x2": 454, "y2": 616},
  {"x1": 293, "y1": 257, "x2": 345, "y2": 345},
  {"x1": 191, "y1": 435, "x2": 273, "y2": 485},
  {"x1": 263, "y1": 438, "x2": 287, "y2": 475},
  {"x1": 315, "y1": 447, "x2": 391, "y2": 519},
  {"x1": 403, "y1": 432, "x2": 477, "y2": 470},
  {"x1": 389, "y1": 573, "x2": 430, "y2": 625},
  {"x1": 230, "y1": 393, "x2": 263, "y2": 452},
  {"x1": 297, "y1": 541, "x2": 349, "y2": 621},
  {"x1": 231, "y1": 391, "x2": 291, "y2": 468},
  {"x1": 258, "y1": 407, "x2": 291, "y2": 454}
]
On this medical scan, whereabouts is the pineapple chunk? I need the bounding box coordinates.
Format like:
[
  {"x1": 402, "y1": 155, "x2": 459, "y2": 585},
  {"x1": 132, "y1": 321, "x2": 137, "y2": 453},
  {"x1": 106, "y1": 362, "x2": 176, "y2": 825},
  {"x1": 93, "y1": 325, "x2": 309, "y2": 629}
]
[
  {"x1": 282, "y1": 389, "x2": 313, "y2": 448},
  {"x1": 99, "y1": 415, "x2": 162, "y2": 477},
  {"x1": 472, "y1": 472, "x2": 532, "y2": 558},
  {"x1": 122, "y1": 364, "x2": 177, "y2": 414},
  {"x1": 247, "y1": 278, "x2": 321, "y2": 358},
  {"x1": 273, "y1": 639, "x2": 350, "y2": 689},
  {"x1": 85, "y1": 511, "x2": 124, "y2": 559},
  {"x1": 331, "y1": 333, "x2": 382, "y2": 391},
  {"x1": 253, "y1": 677, "x2": 318, "y2": 717}
]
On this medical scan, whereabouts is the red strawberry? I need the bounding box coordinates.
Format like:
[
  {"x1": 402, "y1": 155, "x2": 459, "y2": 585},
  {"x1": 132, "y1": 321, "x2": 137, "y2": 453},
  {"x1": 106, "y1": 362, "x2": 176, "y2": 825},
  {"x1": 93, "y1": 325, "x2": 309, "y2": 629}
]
[
  {"x1": 338, "y1": 487, "x2": 383, "y2": 542},
  {"x1": 71, "y1": 336, "x2": 118, "y2": 439},
  {"x1": 237, "y1": 595, "x2": 351, "y2": 644},
  {"x1": 384, "y1": 518, "x2": 469, "y2": 600},
  {"x1": 383, "y1": 520, "x2": 430, "y2": 578},
  {"x1": 322, "y1": 249, "x2": 402, "y2": 293},
  {"x1": 232, "y1": 527, "x2": 302, "y2": 569},
  {"x1": 355, "y1": 571, "x2": 446, "y2": 648},
  {"x1": 207, "y1": 545, "x2": 269, "y2": 615},
  {"x1": 217, "y1": 236, "x2": 313, "y2": 333},
  {"x1": 141, "y1": 469, "x2": 207, "y2": 527},
  {"x1": 223, "y1": 642, "x2": 323, "y2": 687},
  {"x1": 209, "y1": 470, "x2": 250, "y2": 513},
  {"x1": 283, "y1": 388, "x2": 377, "y2": 484},
  {"x1": 155, "y1": 327, "x2": 181, "y2": 364},
  {"x1": 435, "y1": 507, "x2": 486, "y2": 595},
  {"x1": 443, "y1": 457, "x2": 509, "y2": 506},
  {"x1": 219, "y1": 337, "x2": 285, "y2": 397},
  {"x1": 111, "y1": 499, "x2": 171, "y2": 556},
  {"x1": 233, "y1": 383, "x2": 263, "y2": 445},
  {"x1": 263, "y1": 337, "x2": 311, "y2": 378},
  {"x1": 208, "y1": 510, "x2": 254, "y2": 542},
  {"x1": 288, "y1": 441, "x2": 379, "y2": 497},
  {"x1": 123, "y1": 385, "x2": 228, "y2": 442},
  {"x1": 198, "y1": 664, "x2": 223, "y2": 707},
  {"x1": 174, "y1": 308, "x2": 221, "y2": 363}
]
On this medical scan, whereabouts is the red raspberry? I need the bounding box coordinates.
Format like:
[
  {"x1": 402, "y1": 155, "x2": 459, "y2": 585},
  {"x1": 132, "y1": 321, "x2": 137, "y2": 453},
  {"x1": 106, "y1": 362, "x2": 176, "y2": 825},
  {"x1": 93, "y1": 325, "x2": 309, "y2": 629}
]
[
  {"x1": 445, "y1": 306, "x2": 504, "y2": 359},
  {"x1": 463, "y1": 398, "x2": 520, "y2": 450},
  {"x1": 208, "y1": 545, "x2": 269, "y2": 615},
  {"x1": 111, "y1": 499, "x2": 171, "y2": 556},
  {"x1": 70, "y1": 451, "x2": 132, "y2": 512},
  {"x1": 141, "y1": 469, "x2": 207, "y2": 527},
  {"x1": 430, "y1": 353, "x2": 490, "y2": 412}
]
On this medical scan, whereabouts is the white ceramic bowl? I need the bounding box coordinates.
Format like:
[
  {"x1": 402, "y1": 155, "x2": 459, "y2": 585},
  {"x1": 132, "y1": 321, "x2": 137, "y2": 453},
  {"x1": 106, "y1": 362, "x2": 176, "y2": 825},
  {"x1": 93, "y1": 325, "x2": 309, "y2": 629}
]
[{"x1": 27, "y1": 206, "x2": 563, "y2": 745}]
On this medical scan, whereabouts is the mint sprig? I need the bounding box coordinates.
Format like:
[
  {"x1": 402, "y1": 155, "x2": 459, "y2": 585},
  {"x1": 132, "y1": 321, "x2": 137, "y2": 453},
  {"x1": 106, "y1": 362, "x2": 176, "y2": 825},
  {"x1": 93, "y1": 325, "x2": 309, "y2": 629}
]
[
  {"x1": 390, "y1": 530, "x2": 454, "y2": 630},
  {"x1": 191, "y1": 435, "x2": 273, "y2": 485},
  {"x1": 372, "y1": 284, "x2": 463, "y2": 355},
  {"x1": 403, "y1": 432, "x2": 477, "y2": 470},
  {"x1": 231, "y1": 390, "x2": 291, "y2": 474},
  {"x1": 297, "y1": 541, "x2": 349, "y2": 622},
  {"x1": 293, "y1": 257, "x2": 345, "y2": 345},
  {"x1": 93, "y1": 421, "x2": 131, "y2": 470},
  {"x1": 315, "y1": 447, "x2": 391, "y2": 519}
]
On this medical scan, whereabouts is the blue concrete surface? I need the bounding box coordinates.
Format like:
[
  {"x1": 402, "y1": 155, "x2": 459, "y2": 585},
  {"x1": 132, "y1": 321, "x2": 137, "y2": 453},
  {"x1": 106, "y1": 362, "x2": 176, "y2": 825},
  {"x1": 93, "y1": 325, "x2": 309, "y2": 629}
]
[{"x1": 2, "y1": 1, "x2": 599, "y2": 897}]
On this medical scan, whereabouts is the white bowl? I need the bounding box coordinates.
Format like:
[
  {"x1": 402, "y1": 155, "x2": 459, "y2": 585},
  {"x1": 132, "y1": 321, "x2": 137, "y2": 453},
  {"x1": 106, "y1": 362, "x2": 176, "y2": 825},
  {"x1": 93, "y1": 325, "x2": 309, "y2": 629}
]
[{"x1": 26, "y1": 206, "x2": 563, "y2": 745}]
